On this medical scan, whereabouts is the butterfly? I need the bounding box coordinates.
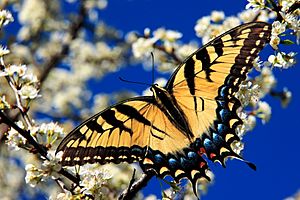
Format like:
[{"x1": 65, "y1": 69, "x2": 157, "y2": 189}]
[{"x1": 56, "y1": 22, "x2": 271, "y2": 197}]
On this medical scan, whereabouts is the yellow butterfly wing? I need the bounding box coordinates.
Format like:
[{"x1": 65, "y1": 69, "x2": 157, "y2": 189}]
[
  {"x1": 166, "y1": 22, "x2": 271, "y2": 165},
  {"x1": 57, "y1": 22, "x2": 272, "y2": 196},
  {"x1": 57, "y1": 96, "x2": 210, "y2": 183}
]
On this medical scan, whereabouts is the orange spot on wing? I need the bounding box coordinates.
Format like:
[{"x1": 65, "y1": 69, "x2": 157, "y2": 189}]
[
  {"x1": 198, "y1": 147, "x2": 206, "y2": 155},
  {"x1": 210, "y1": 153, "x2": 216, "y2": 159},
  {"x1": 200, "y1": 162, "x2": 206, "y2": 168}
]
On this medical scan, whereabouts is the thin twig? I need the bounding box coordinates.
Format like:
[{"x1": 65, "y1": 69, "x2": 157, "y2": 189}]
[
  {"x1": 122, "y1": 169, "x2": 137, "y2": 199},
  {"x1": 119, "y1": 170, "x2": 155, "y2": 200},
  {"x1": 153, "y1": 44, "x2": 182, "y2": 64}
]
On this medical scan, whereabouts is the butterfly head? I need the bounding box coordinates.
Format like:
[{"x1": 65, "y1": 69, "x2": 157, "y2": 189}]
[{"x1": 150, "y1": 84, "x2": 171, "y2": 102}]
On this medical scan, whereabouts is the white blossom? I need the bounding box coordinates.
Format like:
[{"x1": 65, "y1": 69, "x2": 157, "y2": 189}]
[
  {"x1": 255, "y1": 67, "x2": 276, "y2": 96},
  {"x1": 21, "y1": 73, "x2": 39, "y2": 84},
  {"x1": 281, "y1": 0, "x2": 298, "y2": 12},
  {"x1": 270, "y1": 35, "x2": 281, "y2": 49},
  {"x1": 18, "y1": 84, "x2": 40, "y2": 99},
  {"x1": 0, "y1": 64, "x2": 27, "y2": 77},
  {"x1": 266, "y1": 52, "x2": 296, "y2": 69},
  {"x1": 194, "y1": 16, "x2": 211, "y2": 38},
  {"x1": 238, "y1": 9, "x2": 258, "y2": 22},
  {"x1": 175, "y1": 42, "x2": 198, "y2": 60},
  {"x1": 153, "y1": 28, "x2": 182, "y2": 42},
  {"x1": 245, "y1": 0, "x2": 266, "y2": 11},
  {"x1": 256, "y1": 101, "x2": 272, "y2": 124},
  {"x1": 222, "y1": 16, "x2": 241, "y2": 30},
  {"x1": 210, "y1": 11, "x2": 225, "y2": 22},
  {"x1": 79, "y1": 164, "x2": 112, "y2": 198},
  {"x1": 281, "y1": 12, "x2": 300, "y2": 44},
  {"x1": 253, "y1": 57, "x2": 263, "y2": 71},
  {"x1": 25, "y1": 164, "x2": 43, "y2": 187},
  {"x1": 0, "y1": 10, "x2": 14, "y2": 27},
  {"x1": 231, "y1": 140, "x2": 245, "y2": 155},
  {"x1": 132, "y1": 37, "x2": 156, "y2": 59},
  {"x1": 269, "y1": 21, "x2": 286, "y2": 49},
  {"x1": 5, "y1": 121, "x2": 27, "y2": 151},
  {"x1": 236, "y1": 81, "x2": 261, "y2": 106},
  {"x1": 18, "y1": 0, "x2": 46, "y2": 30},
  {"x1": 281, "y1": 87, "x2": 292, "y2": 108},
  {"x1": 42, "y1": 151, "x2": 62, "y2": 179},
  {"x1": 50, "y1": 191, "x2": 74, "y2": 200},
  {"x1": 0, "y1": 45, "x2": 10, "y2": 57},
  {"x1": 37, "y1": 122, "x2": 65, "y2": 145},
  {"x1": 272, "y1": 21, "x2": 286, "y2": 36},
  {"x1": 236, "y1": 112, "x2": 257, "y2": 138}
]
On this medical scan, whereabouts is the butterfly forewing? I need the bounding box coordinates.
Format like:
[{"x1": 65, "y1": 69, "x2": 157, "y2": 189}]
[
  {"x1": 57, "y1": 96, "x2": 202, "y2": 168},
  {"x1": 166, "y1": 22, "x2": 271, "y2": 164}
]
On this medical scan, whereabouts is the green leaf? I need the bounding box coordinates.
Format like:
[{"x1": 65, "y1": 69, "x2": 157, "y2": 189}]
[{"x1": 281, "y1": 39, "x2": 294, "y2": 45}]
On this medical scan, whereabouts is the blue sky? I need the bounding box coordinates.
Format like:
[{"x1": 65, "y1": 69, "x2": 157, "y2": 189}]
[
  {"x1": 97, "y1": 1, "x2": 300, "y2": 199},
  {"x1": 4, "y1": 1, "x2": 299, "y2": 199}
]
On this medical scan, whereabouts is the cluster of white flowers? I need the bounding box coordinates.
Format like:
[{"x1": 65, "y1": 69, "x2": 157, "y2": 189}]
[
  {"x1": 25, "y1": 151, "x2": 62, "y2": 187},
  {"x1": 194, "y1": 9, "x2": 273, "y2": 45},
  {"x1": 254, "y1": 67, "x2": 277, "y2": 96},
  {"x1": 0, "y1": 44, "x2": 40, "y2": 101},
  {"x1": 236, "y1": 81, "x2": 261, "y2": 107},
  {"x1": 256, "y1": 101, "x2": 272, "y2": 124},
  {"x1": 246, "y1": 0, "x2": 299, "y2": 66},
  {"x1": 25, "y1": 164, "x2": 44, "y2": 187},
  {"x1": 233, "y1": 112, "x2": 256, "y2": 155},
  {"x1": 131, "y1": 28, "x2": 183, "y2": 58},
  {"x1": 5, "y1": 121, "x2": 27, "y2": 151},
  {"x1": 30, "y1": 122, "x2": 65, "y2": 147},
  {"x1": 5, "y1": 64, "x2": 40, "y2": 100},
  {"x1": 270, "y1": 21, "x2": 287, "y2": 49},
  {"x1": 79, "y1": 164, "x2": 112, "y2": 198},
  {"x1": 130, "y1": 28, "x2": 198, "y2": 72},
  {"x1": 5, "y1": 120, "x2": 65, "y2": 153},
  {"x1": 265, "y1": 51, "x2": 297, "y2": 68}
]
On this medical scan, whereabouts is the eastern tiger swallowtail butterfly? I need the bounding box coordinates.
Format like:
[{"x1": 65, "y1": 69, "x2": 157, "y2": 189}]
[{"x1": 56, "y1": 22, "x2": 271, "y2": 197}]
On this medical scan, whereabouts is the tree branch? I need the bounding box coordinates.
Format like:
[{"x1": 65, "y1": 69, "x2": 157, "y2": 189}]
[
  {"x1": 0, "y1": 111, "x2": 80, "y2": 185},
  {"x1": 39, "y1": 0, "x2": 87, "y2": 86},
  {"x1": 119, "y1": 170, "x2": 155, "y2": 200}
]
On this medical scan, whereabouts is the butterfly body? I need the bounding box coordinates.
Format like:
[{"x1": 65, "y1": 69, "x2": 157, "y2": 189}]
[
  {"x1": 151, "y1": 84, "x2": 194, "y2": 140},
  {"x1": 56, "y1": 22, "x2": 271, "y2": 196}
]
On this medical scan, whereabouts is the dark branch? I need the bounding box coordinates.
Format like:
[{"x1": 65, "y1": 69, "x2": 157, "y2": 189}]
[
  {"x1": 0, "y1": 111, "x2": 48, "y2": 157},
  {"x1": 119, "y1": 170, "x2": 155, "y2": 200},
  {"x1": 0, "y1": 111, "x2": 80, "y2": 185},
  {"x1": 39, "y1": 0, "x2": 87, "y2": 86}
]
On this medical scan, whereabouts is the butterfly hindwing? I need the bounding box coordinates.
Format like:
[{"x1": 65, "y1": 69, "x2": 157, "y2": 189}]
[{"x1": 166, "y1": 22, "x2": 271, "y2": 165}]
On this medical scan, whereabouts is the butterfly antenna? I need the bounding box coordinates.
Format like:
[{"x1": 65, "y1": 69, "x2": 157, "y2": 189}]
[
  {"x1": 150, "y1": 52, "x2": 155, "y2": 84},
  {"x1": 119, "y1": 77, "x2": 151, "y2": 86}
]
